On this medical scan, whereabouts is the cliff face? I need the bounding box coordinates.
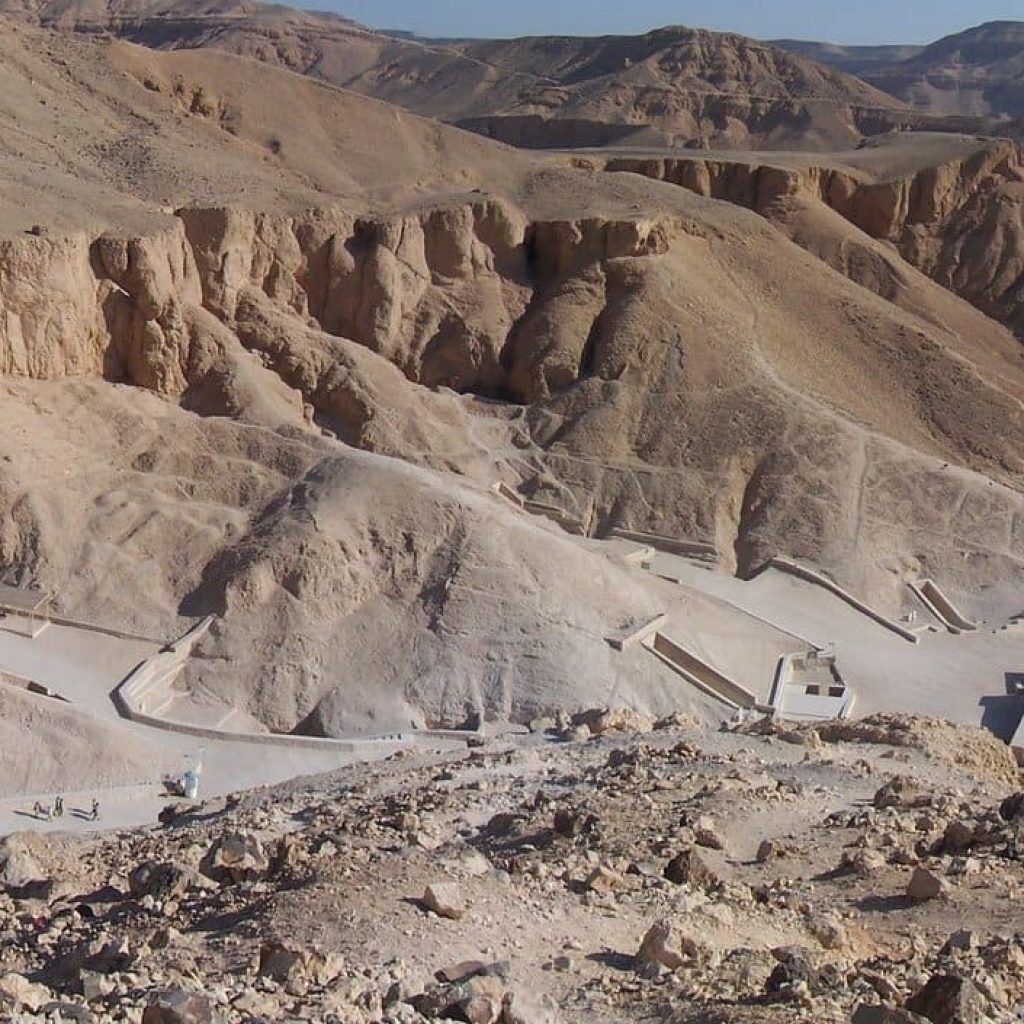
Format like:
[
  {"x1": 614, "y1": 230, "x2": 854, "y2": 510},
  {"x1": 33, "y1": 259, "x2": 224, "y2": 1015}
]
[{"x1": 594, "y1": 138, "x2": 1024, "y2": 336}]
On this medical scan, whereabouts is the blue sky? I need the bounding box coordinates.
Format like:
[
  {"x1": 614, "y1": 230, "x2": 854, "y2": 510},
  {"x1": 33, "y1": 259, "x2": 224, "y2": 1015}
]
[{"x1": 313, "y1": 1, "x2": 1021, "y2": 45}]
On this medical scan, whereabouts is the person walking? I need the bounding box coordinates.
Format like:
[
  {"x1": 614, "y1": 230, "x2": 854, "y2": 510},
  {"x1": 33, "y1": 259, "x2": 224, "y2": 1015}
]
[{"x1": 90, "y1": 799, "x2": 99, "y2": 821}]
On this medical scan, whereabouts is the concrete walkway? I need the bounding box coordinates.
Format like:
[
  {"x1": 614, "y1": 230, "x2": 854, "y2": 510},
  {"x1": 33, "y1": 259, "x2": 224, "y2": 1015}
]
[{"x1": 0, "y1": 622, "x2": 459, "y2": 838}]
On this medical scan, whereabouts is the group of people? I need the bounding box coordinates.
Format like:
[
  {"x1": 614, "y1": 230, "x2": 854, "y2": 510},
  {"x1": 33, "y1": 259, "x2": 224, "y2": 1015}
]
[{"x1": 30, "y1": 796, "x2": 100, "y2": 821}]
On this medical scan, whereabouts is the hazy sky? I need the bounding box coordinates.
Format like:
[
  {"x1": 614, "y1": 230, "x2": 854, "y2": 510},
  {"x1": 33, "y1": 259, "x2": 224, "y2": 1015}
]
[{"x1": 312, "y1": 1, "x2": 1019, "y2": 45}]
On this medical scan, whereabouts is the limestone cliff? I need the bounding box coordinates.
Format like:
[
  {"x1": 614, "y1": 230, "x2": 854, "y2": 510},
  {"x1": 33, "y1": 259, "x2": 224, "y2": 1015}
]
[{"x1": 593, "y1": 137, "x2": 1024, "y2": 335}]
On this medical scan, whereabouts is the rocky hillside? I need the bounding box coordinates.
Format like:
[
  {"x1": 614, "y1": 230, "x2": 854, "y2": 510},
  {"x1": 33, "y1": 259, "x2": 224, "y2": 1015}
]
[
  {"x1": 770, "y1": 39, "x2": 924, "y2": 76},
  {"x1": 0, "y1": 0, "x2": 951, "y2": 151},
  {"x1": 1, "y1": 713, "x2": 1023, "y2": 1023},
  {"x1": 778, "y1": 21, "x2": 1024, "y2": 121}
]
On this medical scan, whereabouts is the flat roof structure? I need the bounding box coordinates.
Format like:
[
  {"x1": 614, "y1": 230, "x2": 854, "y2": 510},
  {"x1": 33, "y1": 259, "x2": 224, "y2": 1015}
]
[{"x1": 0, "y1": 583, "x2": 51, "y2": 614}]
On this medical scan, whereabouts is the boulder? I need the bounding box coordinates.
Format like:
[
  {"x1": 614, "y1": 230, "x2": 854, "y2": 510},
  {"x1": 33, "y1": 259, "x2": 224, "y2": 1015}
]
[
  {"x1": 0, "y1": 835, "x2": 46, "y2": 889},
  {"x1": 412, "y1": 975, "x2": 507, "y2": 1024},
  {"x1": 129, "y1": 861, "x2": 214, "y2": 901},
  {"x1": 422, "y1": 882, "x2": 466, "y2": 920},
  {"x1": 906, "y1": 866, "x2": 948, "y2": 902},
  {"x1": 0, "y1": 972, "x2": 52, "y2": 1012},
  {"x1": 873, "y1": 776, "x2": 930, "y2": 810},
  {"x1": 905, "y1": 974, "x2": 987, "y2": 1024},
  {"x1": 852, "y1": 1006, "x2": 928, "y2": 1024},
  {"x1": 807, "y1": 913, "x2": 847, "y2": 950},
  {"x1": 436, "y1": 961, "x2": 506, "y2": 984},
  {"x1": 502, "y1": 988, "x2": 561, "y2": 1024},
  {"x1": 455, "y1": 975, "x2": 504, "y2": 1024},
  {"x1": 663, "y1": 847, "x2": 723, "y2": 891},
  {"x1": 199, "y1": 833, "x2": 270, "y2": 885},
  {"x1": 636, "y1": 919, "x2": 701, "y2": 970},
  {"x1": 693, "y1": 816, "x2": 726, "y2": 851},
  {"x1": 584, "y1": 865, "x2": 622, "y2": 894},
  {"x1": 142, "y1": 987, "x2": 215, "y2": 1024},
  {"x1": 80, "y1": 970, "x2": 115, "y2": 1001},
  {"x1": 843, "y1": 848, "x2": 886, "y2": 877},
  {"x1": 940, "y1": 821, "x2": 976, "y2": 854},
  {"x1": 998, "y1": 791, "x2": 1024, "y2": 821},
  {"x1": 257, "y1": 940, "x2": 343, "y2": 989},
  {"x1": 572, "y1": 708, "x2": 654, "y2": 736},
  {"x1": 765, "y1": 946, "x2": 823, "y2": 999}
]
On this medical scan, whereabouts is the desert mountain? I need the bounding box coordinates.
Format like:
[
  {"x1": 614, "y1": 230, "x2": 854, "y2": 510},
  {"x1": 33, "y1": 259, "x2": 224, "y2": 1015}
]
[
  {"x1": 0, "y1": 16, "x2": 1021, "y2": 735},
  {"x1": 0, "y1": 0, "x2": 952, "y2": 151},
  {"x1": 769, "y1": 39, "x2": 924, "y2": 76},
  {"x1": 777, "y1": 21, "x2": 1024, "y2": 121}
]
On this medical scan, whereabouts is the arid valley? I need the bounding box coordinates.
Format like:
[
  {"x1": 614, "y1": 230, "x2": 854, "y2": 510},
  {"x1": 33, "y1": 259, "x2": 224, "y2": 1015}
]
[{"x1": 1, "y1": 3, "x2": 1024, "y2": 1022}]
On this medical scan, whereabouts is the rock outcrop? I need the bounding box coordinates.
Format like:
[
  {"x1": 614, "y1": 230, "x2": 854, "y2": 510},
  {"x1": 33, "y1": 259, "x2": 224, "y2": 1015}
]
[{"x1": 594, "y1": 135, "x2": 1024, "y2": 336}]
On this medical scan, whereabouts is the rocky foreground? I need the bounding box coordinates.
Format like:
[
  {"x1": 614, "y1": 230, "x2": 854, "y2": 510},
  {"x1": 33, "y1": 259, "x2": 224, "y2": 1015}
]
[{"x1": 0, "y1": 712, "x2": 1023, "y2": 1023}]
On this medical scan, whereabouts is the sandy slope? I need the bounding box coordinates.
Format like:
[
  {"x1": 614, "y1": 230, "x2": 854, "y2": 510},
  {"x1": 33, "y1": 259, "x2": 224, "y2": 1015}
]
[{"x1": 0, "y1": 685, "x2": 178, "y2": 797}]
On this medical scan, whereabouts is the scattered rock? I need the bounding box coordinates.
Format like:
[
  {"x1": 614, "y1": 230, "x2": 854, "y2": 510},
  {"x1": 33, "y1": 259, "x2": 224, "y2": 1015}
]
[
  {"x1": 423, "y1": 882, "x2": 466, "y2": 920},
  {"x1": 906, "y1": 866, "x2": 949, "y2": 902},
  {"x1": 663, "y1": 846, "x2": 723, "y2": 891},
  {"x1": 636, "y1": 919, "x2": 701, "y2": 970},
  {"x1": 905, "y1": 974, "x2": 988, "y2": 1024},
  {"x1": 142, "y1": 987, "x2": 215, "y2": 1024}
]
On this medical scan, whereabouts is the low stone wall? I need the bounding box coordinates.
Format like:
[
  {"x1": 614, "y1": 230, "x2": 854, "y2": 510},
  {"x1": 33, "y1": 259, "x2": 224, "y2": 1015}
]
[
  {"x1": 491, "y1": 481, "x2": 524, "y2": 508},
  {"x1": 609, "y1": 528, "x2": 718, "y2": 563},
  {"x1": 644, "y1": 631, "x2": 763, "y2": 711},
  {"x1": 908, "y1": 579, "x2": 977, "y2": 634},
  {"x1": 759, "y1": 558, "x2": 919, "y2": 644},
  {"x1": 115, "y1": 617, "x2": 473, "y2": 752},
  {"x1": 0, "y1": 670, "x2": 69, "y2": 703},
  {"x1": 605, "y1": 613, "x2": 666, "y2": 651},
  {"x1": 491, "y1": 482, "x2": 587, "y2": 534},
  {"x1": 0, "y1": 602, "x2": 166, "y2": 645},
  {"x1": 521, "y1": 500, "x2": 586, "y2": 535}
]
